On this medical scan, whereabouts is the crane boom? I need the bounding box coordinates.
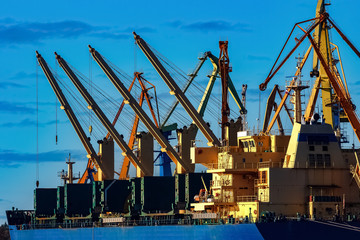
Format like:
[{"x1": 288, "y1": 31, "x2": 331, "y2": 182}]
[
  {"x1": 88, "y1": 46, "x2": 192, "y2": 172},
  {"x1": 161, "y1": 52, "x2": 209, "y2": 128},
  {"x1": 55, "y1": 53, "x2": 152, "y2": 176},
  {"x1": 133, "y1": 32, "x2": 221, "y2": 147},
  {"x1": 308, "y1": 35, "x2": 360, "y2": 142},
  {"x1": 259, "y1": 15, "x2": 324, "y2": 91},
  {"x1": 36, "y1": 51, "x2": 107, "y2": 179}
]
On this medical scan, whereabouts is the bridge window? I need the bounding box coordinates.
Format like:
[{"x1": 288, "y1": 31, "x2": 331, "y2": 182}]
[
  {"x1": 324, "y1": 154, "x2": 331, "y2": 166},
  {"x1": 309, "y1": 154, "x2": 315, "y2": 167}
]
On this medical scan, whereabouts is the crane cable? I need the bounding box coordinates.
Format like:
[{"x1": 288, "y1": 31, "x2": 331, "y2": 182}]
[
  {"x1": 36, "y1": 59, "x2": 39, "y2": 188},
  {"x1": 54, "y1": 58, "x2": 58, "y2": 145},
  {"x1": 89, "y1": 52, "x2": 93, "y2": 135}
]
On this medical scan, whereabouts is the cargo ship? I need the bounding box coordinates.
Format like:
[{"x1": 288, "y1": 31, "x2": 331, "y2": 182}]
[{"x1": 6, "y1": 0, "x2": 360, "y2": 239}]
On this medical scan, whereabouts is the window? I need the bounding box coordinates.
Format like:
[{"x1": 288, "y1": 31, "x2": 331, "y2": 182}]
[
  {"x1": 250, "y1": 141, "x2": 255, "y2": 147},
  {"x1": 316, "y1": 154, "x2": 324, "y2": 166},
  {"x1": 309, "y1": 146, "x2": 315, "y2": 151},
  {"x1": 260, "y1": 158, "x2": 263, "y2": 162},
  {"x1": 322, "y1": 146, "x2": 328, "y2": 151},
  {"x1": 307, "y1": 136, "x2": 330, "y2": 145},
  {"x1": 324, "y1": 154, "x2": 331, "y2": 167},
  {"x1": 243, "y1": 141, "x2": 249, "y2": 148},
  {"x1": 259, "y1": 171, "x2": 267, "y2": 184},
  {"x1": 309, "y1": 154, "x2": 315, "y2": 167},
  {"x1": 242, "y1": 158, "x2": 246, "y2": 163}
]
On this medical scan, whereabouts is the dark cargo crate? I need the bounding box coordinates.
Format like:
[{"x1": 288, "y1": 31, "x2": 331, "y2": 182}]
[
  {"x1": 92, "y1": 180, "x2": 131, "y2": 213},
  {"x1": 175, "y1": 174, "x2": 186, "y2": 205},
  {"x1": 34, "y1": 188, "x2": 57, "y2": 216},
  {"x1": 141, "y1": 176, "x2": 175, "y2": 213},
  {"x1": 57, "y1": 186, "x2": 64, "y2": 210},
  {"x1": 130, "y1": 178, "x2": 142, "y2": 214},
  {"x1": 64, "y1": 184, "x2": 92, "y2": 216}
]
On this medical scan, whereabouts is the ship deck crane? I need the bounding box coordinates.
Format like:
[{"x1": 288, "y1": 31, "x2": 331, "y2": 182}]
[
  {"x1": 55, "y1": 53, "x2": 152, "y2": 176},
  {"x1": 133, "y1": 32, "x2": 221, "y2": 147},
  {"x1": 262, "y1": 85, "x2": 289, "y2": 135},
  {"x1": 36, "y1": 51, "x2": 109, "y2": 180},
  {"x1": 259, "y1": 9, "x2": 360, "y2": 141},
  {"x1": 89, "y1": 46, "x2": 192, "y2": 173},
  {"x1": 78, "y1": 77, "x2": 139, "y2": 183},
  {"x1": 119, "y1": 72, "x2": 160, "y2": 179},
  {"x1": 78, "y1": 72, "x2": 158, "y2": 182}
]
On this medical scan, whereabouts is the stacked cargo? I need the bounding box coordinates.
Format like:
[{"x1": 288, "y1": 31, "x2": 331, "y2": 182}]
[
  {"x1": 130, "y1": 178, "x2": 142, "y2": 217},
  {"x1": 93, "y1": 180, "x2": 131, "y2": 214},
  {"x1": 175, "y1": 174, "x2": 186, "y2": 210},
  {"x1": 57, "y1": 186, "x2": 64, "y2": 213},
  {"x1": 141, "y1": 176, "x2": 175, "y2": 214},
  {"x1": 34, "y1": 188, "x2": 57, "y2": 217},
  {"x1": 64, "y1": 184, "x2": 92, "y2": 217}
]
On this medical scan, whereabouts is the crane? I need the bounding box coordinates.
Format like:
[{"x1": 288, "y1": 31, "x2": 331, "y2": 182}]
[
  {"x1": 258, "y1": 2, "x2": 360, "y2": 142},
  {"x1": 304, "y1": 0, "x2": 337, "y2": 128},
  {"x1": 133, "y1": 32, "x2": 221, "y2": 147},
  {"x1": 55, "y1": 52, "x2": 152, "y2": 177},
  {"x1": 161, "y1": 51, "x2": 246, "y2": 129},
  {"x1": 262, "y1": 85, "x2": 288, "y2": 135},
  {"x1": 119, "y1": 72, "x2": 160, "y2": 179},
  {"x1": 78, "y1": 75, "x2": 140, "y2": 183},
  {"x1": 219, "y1": 41, "x2": 231, "y2": 140},
  {"x1": 89, "y1": 46, "x2": 192, "y2": 173},
  {"x1": 36, "y1": 51, "x2": 109, "y2": 180}
]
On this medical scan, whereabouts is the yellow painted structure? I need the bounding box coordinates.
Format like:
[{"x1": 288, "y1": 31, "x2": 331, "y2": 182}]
[{"x1": 191, "y1": 122, "x2": 360, "y2": 222}]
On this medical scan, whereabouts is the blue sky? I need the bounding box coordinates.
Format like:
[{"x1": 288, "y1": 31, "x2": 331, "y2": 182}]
[{"x1": 1, "y1": 0, "x2": 360, "y2": 223}]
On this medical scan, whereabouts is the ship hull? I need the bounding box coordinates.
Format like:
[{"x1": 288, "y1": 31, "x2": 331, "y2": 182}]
[
  {"x1": 9, "y1": 224, "x2": 263, "y2": 240},
  {"x1": 9, "y1": 220, "x2": 360, "y2": 240}
]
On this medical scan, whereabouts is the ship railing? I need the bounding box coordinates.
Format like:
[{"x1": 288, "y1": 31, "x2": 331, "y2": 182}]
[
  {"x1": 236, "y1": 195, "x2": 258, "y2": 202},
  {"x1": 211, "y1": 180, "x2": 232, "y2": 187},
  {"x1": 207, "y1": 162, "x2": 257, "y2": 170},
  {"x1": 267, "y1": 128, "x2": 292, "y2": 136},
  {"x1": 257, "y1": 161, "x2": 283, "y2": 169},
  {"x1": 15, "y1": 219, "x2": 196, "y2": 230},
  {"x1": 213, "y1": 196, "x2": 235, "y2": 203},
  {"x1": 207, "y1": 161, "x2": 282, "y2": 170}
]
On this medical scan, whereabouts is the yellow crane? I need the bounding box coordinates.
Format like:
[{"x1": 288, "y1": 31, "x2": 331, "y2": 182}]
[
  {"x1": 36, "y1": 51, "x2": 109, "y2": 180},
  {"x1": 55, "y1": 52, "x2": 152, "y2": 177},
  {"x1": 89, "y1": 46, "x2": 192, "y2": 173},
  {"x1": 133, "y1": 32, "x2": 221, "y2": 147}
]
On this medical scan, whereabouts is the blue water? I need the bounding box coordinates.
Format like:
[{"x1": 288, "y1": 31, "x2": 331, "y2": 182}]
[{"x1": 9, "y1": 224, "x2": 264, "y2": 240}]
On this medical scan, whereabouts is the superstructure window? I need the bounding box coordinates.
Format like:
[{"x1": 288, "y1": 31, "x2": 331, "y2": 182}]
[
  {"x1": 316, "y1": 154, "x2": 324, "y2": 166},
  {"x1": 250, "y1": 141, "x2": 255, "y2": 147},
  {"x1": 309, "y1": 146, "x2": 315, "y2": 151},
  {"x1": 259, "y1": 171, "x2": 267, "y2": 184},
  {"x1": 324, "y1": 154, "x2": 331, "y2": 167},
  {"x1": 322, "y1": 146, "x2": 328, "y2": 151},
  {"x1": 309, "y1": 154, "x2": 315, "y2": 167},
  {"x1": 307, "y1": 136, "x2": 330, "y2": 145}
]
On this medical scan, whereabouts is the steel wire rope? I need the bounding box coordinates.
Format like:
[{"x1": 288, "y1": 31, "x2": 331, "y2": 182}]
[
  {"x1": 51, "y1": 66, "x2": 109, "y2": 140},
  {"x1": 148, "y1": 42, "x2": 237, "y2": 125},
  {"x1": 54, "y1": 72, "x2": 107, "y2": 140},
  {"x1": 67, "y1": 63, "x2": 135, "y2": 133}
]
